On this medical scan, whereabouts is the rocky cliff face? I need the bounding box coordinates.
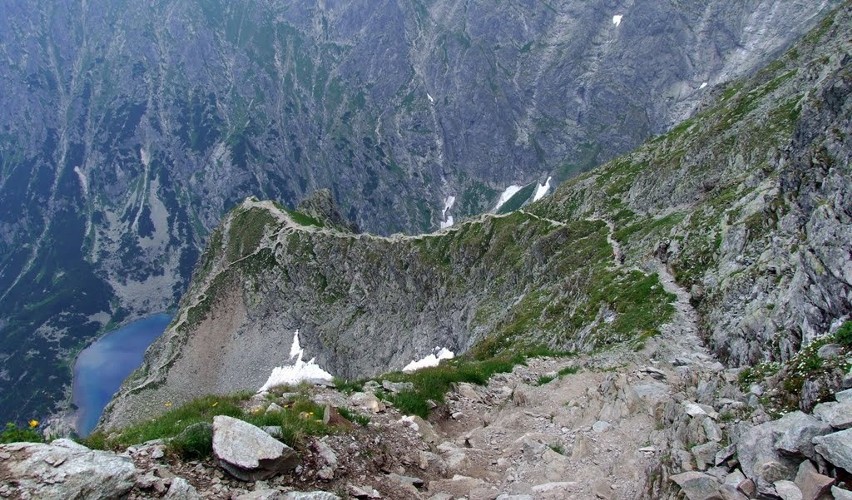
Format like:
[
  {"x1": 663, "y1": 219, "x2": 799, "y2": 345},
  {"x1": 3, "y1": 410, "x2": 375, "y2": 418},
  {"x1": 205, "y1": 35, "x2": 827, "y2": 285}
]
[
  {"x1": 0, "y1": 0, "x2": 840, "y2": 421},
  {"x1": 103, "y1": 6, "x2": 851, "y2": 431}
]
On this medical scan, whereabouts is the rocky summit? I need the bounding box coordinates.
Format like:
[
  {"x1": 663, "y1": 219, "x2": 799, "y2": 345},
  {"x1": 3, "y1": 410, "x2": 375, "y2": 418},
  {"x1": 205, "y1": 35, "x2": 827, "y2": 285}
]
[{"x1": 1, "y1": 2, "x2": 851, "y2": 500}]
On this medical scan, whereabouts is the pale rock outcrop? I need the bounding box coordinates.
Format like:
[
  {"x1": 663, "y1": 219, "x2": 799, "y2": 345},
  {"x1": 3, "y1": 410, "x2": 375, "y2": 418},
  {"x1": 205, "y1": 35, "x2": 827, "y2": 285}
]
[
  {"x1": 0, "y1": 439, "x2": 135, "y2": 499},
  {"x1": 212, "y1": 416, "x2": 299, "y2": 481}
]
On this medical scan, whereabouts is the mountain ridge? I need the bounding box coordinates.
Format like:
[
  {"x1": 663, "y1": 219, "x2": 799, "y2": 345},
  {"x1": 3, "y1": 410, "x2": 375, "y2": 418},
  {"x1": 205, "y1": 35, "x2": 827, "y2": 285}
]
[{"x1": 102, "y1": 5, "x2": 851, "y2": 431}]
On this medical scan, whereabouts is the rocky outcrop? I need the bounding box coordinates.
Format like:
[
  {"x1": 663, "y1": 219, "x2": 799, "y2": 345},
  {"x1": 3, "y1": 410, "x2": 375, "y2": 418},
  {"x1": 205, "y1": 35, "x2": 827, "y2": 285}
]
[
  {"x1": 0, "y1": 439, "x2": 136, "y2": 499},
  {"x1": 213, "y1": 416, "x2": 300, "y2": 481}
]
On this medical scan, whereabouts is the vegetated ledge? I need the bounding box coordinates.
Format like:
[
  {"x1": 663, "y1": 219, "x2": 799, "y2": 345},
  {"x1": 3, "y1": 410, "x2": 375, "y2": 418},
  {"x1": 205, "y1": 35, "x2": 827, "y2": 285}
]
[{"x1": 100, "y1": 193, "x2": 675, "y2": 430}]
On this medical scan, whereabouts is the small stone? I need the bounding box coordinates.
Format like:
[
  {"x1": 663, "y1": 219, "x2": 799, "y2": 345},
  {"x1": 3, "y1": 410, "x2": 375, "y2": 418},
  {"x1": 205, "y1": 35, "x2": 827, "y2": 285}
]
[
  {"x1": 773, "y1": 480, "x2": 803, "y2": 500},
  {"x1": 349, "y1": 392, "x2": 385, "y2": 413},
  {"x1": 347, "y1": 484, "x2": 381, "y2": 499},
  {"x1": 715, "y1": 444, "x2": 736, "y2": 466},
  {"x1": 683, "y1": 402, "x2": 708, "y2": 418},
  {"x1": 816, "y1": 343, "x2": 842, "y2": 360},
  {"x1": 266, "y1": 403, "x2": 284, "y2": 413},
  {"x1": 164, "y1": 477, "x2": 201, "y2": 500},
  {"x1": 151, "y1": 446, "x2": 165, "y2": 460},
  {"x1": 670, "y1": 471, "x2": 720, "y2": 500},
  {"x1": 317, "y1": 466, "x2": 334, "y2": 481},
  {"x1": 386, "y1": 473, "x2": 425, "y2": 488},
  {"x1": 381, "y1": 380, "x2": 414, "y2": 394},
  {"x1": 592, "y1": 420, "x2": 611, "y2": 433}
]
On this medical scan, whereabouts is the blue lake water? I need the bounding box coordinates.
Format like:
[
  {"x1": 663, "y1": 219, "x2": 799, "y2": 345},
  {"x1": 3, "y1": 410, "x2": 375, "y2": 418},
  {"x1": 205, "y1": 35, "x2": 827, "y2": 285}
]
[{"x1": 72, "y1": 313, "x2": 172, "y2": 436}]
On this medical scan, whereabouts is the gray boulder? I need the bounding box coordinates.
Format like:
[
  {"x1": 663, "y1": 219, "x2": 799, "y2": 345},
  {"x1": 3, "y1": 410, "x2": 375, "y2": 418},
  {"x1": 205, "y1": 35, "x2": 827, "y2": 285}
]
[
  {"x1": 774, "y1": 411, "x2": 833, "y2": 461},
  {"x1": 670, "y1": 471, "x2": 720, "y2": 500},
  {"x1": 773, "y1": 480, "x2": 803, "y2": 500},
  {"x1": 213, "y1": 415, "x2": 299, "y2": 481},
  {"x1": 813, "y1": 402, "x2": 852, "y2": 430},
  {"x1": 736, "y1": 421, "x2": 797, "y2": 491},
  {"x1": 164, "y1": 477, "x2": 201, "y2": 499},
  {"x1": 0, "y1": 439, "x2": 135, "y2": 499},
  {"x1": 812, "y1": 428, "x2": 852, "y2": 473}
]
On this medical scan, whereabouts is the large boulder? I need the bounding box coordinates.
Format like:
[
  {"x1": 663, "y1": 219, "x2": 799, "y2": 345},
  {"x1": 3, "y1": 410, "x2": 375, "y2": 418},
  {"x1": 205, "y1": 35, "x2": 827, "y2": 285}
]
[
  {"x1": 736, "y1": 420, "x2": 798, "y2": 493},
  {"x1": 774, "y1": 411, "x2": 833, "y2": 461},
  {"x1": 213, "y1": 416, "x2": 299, "y2": 481},
  {"x1": 812, "y1": 428, "x2": 852, "y2": 474},
  {"x1": 0, "y1": 439, "x2": 135, "y2": 499},
  {"x1": 813, "y1": 402, "x2": 852, "y2": 430}
]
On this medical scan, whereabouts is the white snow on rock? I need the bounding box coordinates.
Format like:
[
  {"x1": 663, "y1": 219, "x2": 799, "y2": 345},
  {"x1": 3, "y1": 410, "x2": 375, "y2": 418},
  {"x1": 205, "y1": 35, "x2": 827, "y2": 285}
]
[
  {"x1": 427, "y1": 93, "x2": 435, "y2": 104},
  {"x1": 403, "y1": 347, "x2": 455, "y2": 373},
  {"x1": 494, "y1": 185, "x2": 523, "y2": 212},
  {"x1": 612, "y1": 15, "x2": 623, "y2": 27},
  {"x1": 259, "y1": 330, "x2": 333, "y2": 391},
  {"x1": 442, "y1": 196, "x2": 456, "y2": 218},
  {"x1": 700, "y1": 82, "x2": 708, "y2": 89},
  {"x1": 440, "y1": 216, "x2": 454, "y2": 229},
  {"x1": 73, "y1": 166, "x2": 88, "y2": 196},
  {"x1": 532, "y1": 177, "x2": 552, "y2": 202}
]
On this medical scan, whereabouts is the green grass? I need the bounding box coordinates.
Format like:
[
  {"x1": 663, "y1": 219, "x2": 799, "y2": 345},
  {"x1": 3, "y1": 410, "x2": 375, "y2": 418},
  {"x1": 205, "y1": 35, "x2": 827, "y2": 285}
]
[
  {"x1": 369, "y1": 353, "x2": 533, "y2": 418},
  {"x1": 81, "y1": 392, "x2": 338, "y2": 459},
  {"x1": 338, "y1": 407, "x2": 370, "y2": 427},
  {"x1": 0, "y1": 422, "x2": 44, "y2": 444},
  {"x1": 536, "y1": 375, "x2": 556, "y2": 385}
]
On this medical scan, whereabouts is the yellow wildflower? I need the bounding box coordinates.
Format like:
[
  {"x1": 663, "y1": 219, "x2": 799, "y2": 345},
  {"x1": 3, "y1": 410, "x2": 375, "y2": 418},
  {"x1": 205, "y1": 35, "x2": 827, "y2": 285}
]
[
  {"x1": 28, "y1": 419, "x2": 39, "y2": 429},
  {"x1": 211, "y1": 401, "x2": 218, "y2": 407},
  {"x1": 164, "y1": 401, "x2": 173, "y2": 408}
]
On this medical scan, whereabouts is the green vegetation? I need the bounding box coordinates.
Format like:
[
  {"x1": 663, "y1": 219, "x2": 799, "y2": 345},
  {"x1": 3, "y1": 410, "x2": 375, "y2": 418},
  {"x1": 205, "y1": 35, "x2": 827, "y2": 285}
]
[
  {"x1": 284, "y1": 209, "x2": 324, "y2": 228},
  {"x1": 0, "y1": 422, "x2": 44, "y2": 444},
  {"x1": 836, "y1": 321, "x2": 852, "y2": 346},
  {"x1": 739, "y1": 325, "x2": 852, "y2": 417},
  {"x1": 226, "y1": 208, "x2": 281, "y2": 261},
  {"x1": 338, "y1": 407, "x2": 370, "y2": 427},
  {"x1": 496, "y1": 183, "x2": 537, "y2": 214},
  {"x1": 377, "y1": 355, "x2": 524, "y2": 418},
  {"x1": 81, "y1": 391, "x2": 341, "y2": 459},
  {"x1": 536, "y1": 374, "x2": 556, "y2": 385}
]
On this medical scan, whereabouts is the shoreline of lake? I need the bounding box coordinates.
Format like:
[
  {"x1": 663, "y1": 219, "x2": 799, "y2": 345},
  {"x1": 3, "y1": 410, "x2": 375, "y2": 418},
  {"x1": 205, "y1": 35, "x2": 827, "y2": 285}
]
[{"x1": 72, "y1": 313, "x2": 172, "y2": 436}]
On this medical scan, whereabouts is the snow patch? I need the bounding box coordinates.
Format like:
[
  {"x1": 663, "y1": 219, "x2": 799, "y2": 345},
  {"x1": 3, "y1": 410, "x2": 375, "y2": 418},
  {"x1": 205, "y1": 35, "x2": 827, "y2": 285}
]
[
  {"x1": 403, "y1": 347, "x2": 455, "y2": 373},
  {"x1": 442, "y1": 196, "x2": 456, "y2": 218},
  {"x1": 494, "y1": 185, "x2": 523, "y2": 212},
  {"x1": 427, "y1": 93, "x2": 435, "y2": 104},
  {"x1": 259, "y1": 330, "x2": 333, "y2": 391},
  {"x1": 440, "y1": 216, "x2": 454, "y2": 229},
  {"x1": 73, "y1": 166, "x2": 88, "y2": 196},
  {"x1": 699, "y1": 82, "x2": 708, "y2": 90},
  {"x1": 532, "y1": 177, "x2": 552, "y2": 202},
  {"x1": 612, "y1": 15, "x2": 623, "y2": 27}
]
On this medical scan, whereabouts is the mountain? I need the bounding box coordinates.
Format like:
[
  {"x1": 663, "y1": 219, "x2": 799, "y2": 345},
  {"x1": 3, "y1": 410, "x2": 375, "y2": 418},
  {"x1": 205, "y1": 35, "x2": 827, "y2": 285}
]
[
  {"x1": 102, "y1": 6, "x2": 851, "y2": 430},
  {"x1": 0, "y1": 0, "x2": 840, "y2": 422}
]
